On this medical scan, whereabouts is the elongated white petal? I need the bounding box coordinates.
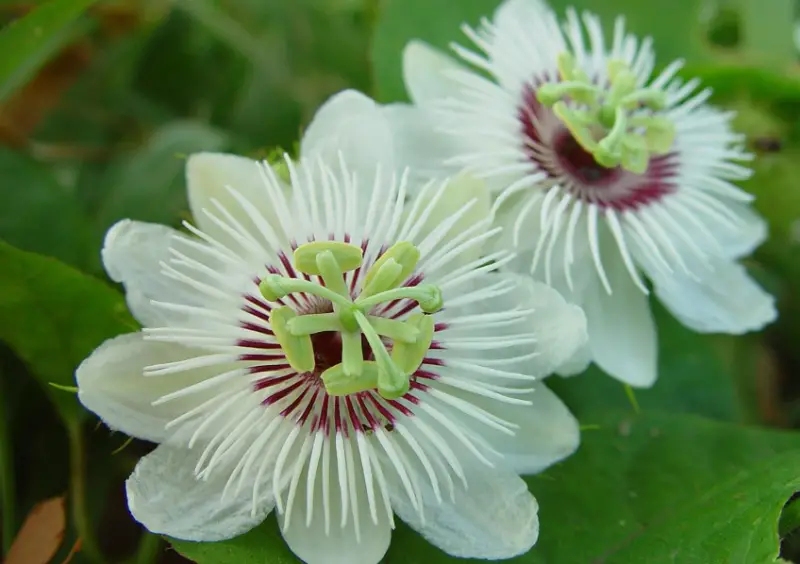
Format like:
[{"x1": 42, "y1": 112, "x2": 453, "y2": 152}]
[
  {"x1": 654, "y1": 259, "x2": 776, "y2": 334},
  {"x1": 389, "y1": 439, "x2": 539, "y2": 559},
  {"x1": 402, "y1": 40, "x2": 467, "y2": 104},
  {"x1": 583, "y1": 253, "x2": 658, "y2": 387},
  {"x1": 77, "y1": 333, "x2": 215, "y2": 442},
  {"x1": 127, "y1": 444, "x2": 273, "y2": 541}
]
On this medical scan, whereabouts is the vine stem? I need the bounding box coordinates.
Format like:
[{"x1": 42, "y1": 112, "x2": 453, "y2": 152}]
[
  {"x1": 135, "y1": 531, "x2": 162, "y2": 564},
  {"x1": 0, "y1": 372, "x2": 15, "y2": 554},
  {"x1": 66, "y1": 420, "x2": 104, "y2": 564}
]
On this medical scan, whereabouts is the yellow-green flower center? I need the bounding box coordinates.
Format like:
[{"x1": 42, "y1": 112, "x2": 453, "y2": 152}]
[
  {"x1": 537, "y1": 52, "x2": 676, "y2": 175},
  {"x1": 259, "y1": 241, "x2": 442, "y2": 400}
]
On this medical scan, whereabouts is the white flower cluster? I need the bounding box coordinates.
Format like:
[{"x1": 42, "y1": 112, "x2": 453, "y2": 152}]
[{"x1": 75, "y1": 0, "x2": 775, "y2": 562}]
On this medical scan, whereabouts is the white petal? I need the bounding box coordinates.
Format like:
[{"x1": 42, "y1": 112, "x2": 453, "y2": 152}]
[
  {"x1": 126, "y1": 444, "x2": 273, "y2": 541},
  {"x1": 389, "y1": 445, "x2": 539, "y2": 559},
  {"x1": 278, "y1": 438, "x2": 392, "y2": 564},
  {"x1": 583, "y1": 254, "x2": 658, "y2": 388},
  {"x1": 455, "y1": 272, "x2": 588, "y2": 378},
  {"x1": 712, "y1": 201, "x2": 767, "y2": 259},
  {"x1": 300, "y1": 89, "x2": 394, "y2": 186},
  {"x1": 654, "y1": 258, "x2": 777, "y2": 335},
  {"x1": 409, "y1": 172, "x2": 493, "y2": 269},
  {"x1": 489, "y1": 0, "x2": 563, "y2": 92},
  {"x1": 77, "y1": 333, "x2": 213, "y2": 443},
  {"x1": 402, "y1": 40, "x2": 467, "y2": 104},
  {"x1": 186, "y1": 152, "x2": 288, "y2": 253},
  {"x1": 102, "y1": 220, "x2": 187, "y2": 327},
  {"x1": 382, "y1": 103, "x2": 461, "y2": 185},
  {"x1": 448, "y1": 381, "x2": 579, "y2": 475}
]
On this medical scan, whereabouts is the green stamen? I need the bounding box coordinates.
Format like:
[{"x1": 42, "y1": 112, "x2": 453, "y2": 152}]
[
  {"x1": 356, "y1": 284, "x2": 443, "y2": 313},
  {"x1": 391, "y1": 313, "x2": 435, "y2": 376},
  {"x1": 258, "y1": 241, "x2": 442, "y2": 398},
  {"x1": 322, "y1": 361, "x2": 380, "y2": 397},
  {"x1": 538, "y1": 52, "x2": 677, "y2": 174},
  {"x1": 269, "y1": 306, "x2": 315, "y2": 373}
]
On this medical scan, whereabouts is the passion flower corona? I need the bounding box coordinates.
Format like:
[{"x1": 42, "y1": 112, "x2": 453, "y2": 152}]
[
  {"x1": 390, "y1": 0, "x2": 776, "y2": 387},
  {"x1": 76, "y1": 91, "x2": 587, "y2": 563}
]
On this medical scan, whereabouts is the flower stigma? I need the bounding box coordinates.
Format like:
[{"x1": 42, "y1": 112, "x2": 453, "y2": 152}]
[
  {"x1": 258, "y1": 240, "x2": 442, "y2": 400},
  {"x1": 537, "y1": 52, "x2": 676, "y2": 174}
]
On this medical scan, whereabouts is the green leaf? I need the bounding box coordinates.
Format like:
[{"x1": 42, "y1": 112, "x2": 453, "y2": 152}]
[
  {"x1": 371, "y1": 0, "x2": 715, "y2": 103},
  {"x1": 0, "y1": 148, "x2": 93, "y2": 269},
  {"x1": 549, "y1": 302, "x2": 741, "y2": 422},
  {"x1": 95, "y1": 120, "x2": 230, "y2": 231},
  {"x1": 169, "y1": 514, "x2": 296, "y2": 564},
  {"x1": 0, "y1": 0, "x2": 100, "y2": 103},
  {"x1": 0, "y1": 240, "x2": 135, "y2": 423},
  {"x1": 385, "y1": 410, "x2": 800, "y2": 563}
]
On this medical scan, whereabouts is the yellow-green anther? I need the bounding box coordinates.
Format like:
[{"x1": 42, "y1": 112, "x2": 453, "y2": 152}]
[
  {"x1": 636, "y1": 115, "x2": 676, "y2": 154},
  {"x1": 537, "y1": 82, "x2": 598, "y2": 107},
  {"x1": 321, "y1": 361, "x2": 380, "y2": 396},
  {"x1": 376, "y1": 363, "x2": 410, "y2": 400},
  {"x1": 269, "y1": 306, "x2": 315, "y2": 373},
  {"x1": 553, "y1": 102, "x2": 599, "y2": 154},
  {"x1": 354, "y1": 311, "x2": 409, "y2": 399},
  {"x1": 363, "y1": 242, "x2": 420, "y2": 294},
  {"x1": 539, "y1": 52, "x2": 677, "y2": 175},
  {"x1": 286, "y1": 313, "x2": 340, "y2": 336},
  {"x1": 367, "y1": 316, "x2": 421, "y2": 344},
  {"x1": 620, "y1": 141, "x2": 649, "y2": 174},
  {"x1": 294, "y1": 241, "x2": 363, "y2": 276},
  {"x1": 315, "y1": 250, "x2": 349, "y2": 297},
  {"x1": 341, "y1": 331, "x2": 364, "y2": 377},
  {"x1": 361, "y1": 258, "x2": 403, "y2": 299},
  {"x1": 391, "y1": 313, "x2": 435, "y2": 376}
]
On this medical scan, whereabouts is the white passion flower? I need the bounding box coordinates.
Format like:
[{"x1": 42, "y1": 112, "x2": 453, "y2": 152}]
[
  {"x1": 75, "y1": 90, "x2": 588, "y2": 563},
  {"x1": 391, "y1": 0, "x2": 777, "y2": 387}
]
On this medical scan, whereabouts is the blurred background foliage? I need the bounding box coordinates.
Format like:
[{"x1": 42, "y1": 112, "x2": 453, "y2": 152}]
[{"x1": 0, "y1": 0, "x2": 799, "y2": 563}]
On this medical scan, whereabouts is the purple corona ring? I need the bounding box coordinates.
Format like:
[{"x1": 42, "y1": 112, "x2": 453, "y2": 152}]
[{"x1": 390, "y1": 0, "x2": 776, "y2": 388}]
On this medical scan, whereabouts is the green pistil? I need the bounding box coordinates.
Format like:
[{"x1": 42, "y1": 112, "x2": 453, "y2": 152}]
[
  {"x1": 537, "y1": 52, "x2": 676, "y2": 175},
  {"x1": 259, "y1": 241, "x2": 440, "y2": 399}
]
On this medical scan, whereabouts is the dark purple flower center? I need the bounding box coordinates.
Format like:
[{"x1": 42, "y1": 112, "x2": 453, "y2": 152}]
[{"x1": 518, "y1": 82, "x2": 678, "y2": 211}]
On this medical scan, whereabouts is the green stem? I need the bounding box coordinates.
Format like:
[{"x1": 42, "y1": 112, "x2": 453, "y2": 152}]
[
  {"x1": 0, "y1": 373, "x2": 15, "y2": 555},
  {"x1": 67, "y1": 421, "x2": 104, "y2": 564},
  {"x1": 135, "y1": 532, "x2": 162, "y2": 564}
]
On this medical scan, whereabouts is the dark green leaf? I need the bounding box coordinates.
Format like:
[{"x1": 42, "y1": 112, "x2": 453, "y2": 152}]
[
  {"x1": 0, "y1": 240, "x2": 135, "y2": 422},
  {"x1": 0, "y1": 148, "x2": 93, "y2": 269},
  {"x1": 0, "y1": 0, "x2": 100, "y2": 102},
  {"x1": 169, "y1": 514, "x2": 296, "y2": 564}
]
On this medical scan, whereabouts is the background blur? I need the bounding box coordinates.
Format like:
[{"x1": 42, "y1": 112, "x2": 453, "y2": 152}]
[{"x1": 0, "y1": 0, "x2": 799, "y2": 563}]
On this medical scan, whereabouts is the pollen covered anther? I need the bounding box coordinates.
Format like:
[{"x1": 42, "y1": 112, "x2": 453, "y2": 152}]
[
  {"x1": 537, "y1": 52, "x2": 676, "y2": 174},
  {"x1": 261, "y1": 240, "x2": 440, "y2": 398}
]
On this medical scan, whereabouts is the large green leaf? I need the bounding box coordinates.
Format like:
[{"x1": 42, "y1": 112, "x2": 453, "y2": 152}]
[
  {"x1": 168, "y1": 411, "x2": 800, "y2": 563},
  {"x1": 0, "y1": 241, "x2": 135, "y2": 422},
  {"x1": 385, "y1": 410, "x2": 800, "y2": 563},
  {"x1": 0, "y1": 0, "x2": 100, "y2": 102}
]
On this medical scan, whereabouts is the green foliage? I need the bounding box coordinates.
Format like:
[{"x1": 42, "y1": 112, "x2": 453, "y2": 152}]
[
  {"x1": 386, "y1": 411, "x2": 800, "y2": 563},
  {"x1": 0, "y1": 240, "x2": 134, "y2": 423}
]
